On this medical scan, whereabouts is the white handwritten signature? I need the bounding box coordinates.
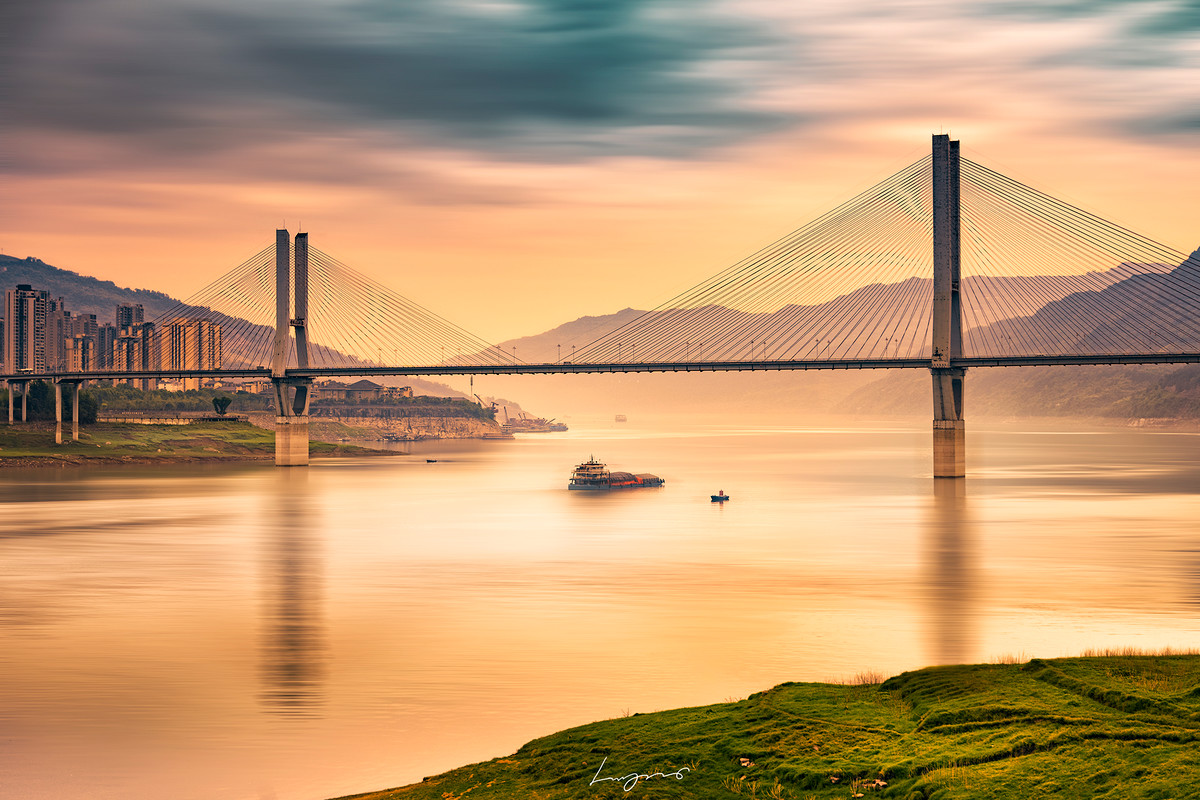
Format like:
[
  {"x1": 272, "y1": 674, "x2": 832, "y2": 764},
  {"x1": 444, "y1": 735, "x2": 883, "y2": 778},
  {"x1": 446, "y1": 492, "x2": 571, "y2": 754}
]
[{"x1": 589, "y1": 756, "x2": 691, "y2": 791}]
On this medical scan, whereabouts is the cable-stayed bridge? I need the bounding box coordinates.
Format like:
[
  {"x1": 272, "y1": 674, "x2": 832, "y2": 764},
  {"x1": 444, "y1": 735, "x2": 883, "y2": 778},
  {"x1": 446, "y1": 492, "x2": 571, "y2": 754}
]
[{"x1": 4, "y1": 136, "x2": 1199, "y2": 473}]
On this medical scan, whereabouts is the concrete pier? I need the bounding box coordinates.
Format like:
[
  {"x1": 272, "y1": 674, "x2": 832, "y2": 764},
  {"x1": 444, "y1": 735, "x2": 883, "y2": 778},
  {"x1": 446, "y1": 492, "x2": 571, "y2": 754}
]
[
  {"x1": 53, "y1": 380, "x2": 82, "y2": 443},
  {"x1": 275, "y1": 414, "x2": 310, "y2": 467},
  {"x1": 8, "y1": 380, "x2": 28, "y2": 424},
  {"x1": 932, "y1": 367, "x2": 965, "y2": 477}
]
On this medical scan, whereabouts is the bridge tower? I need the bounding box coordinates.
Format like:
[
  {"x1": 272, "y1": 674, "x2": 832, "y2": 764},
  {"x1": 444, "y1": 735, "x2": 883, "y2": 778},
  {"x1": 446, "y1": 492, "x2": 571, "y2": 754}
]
[
  {"x1": 931, "y1": 134, "x2": 965, "y2": 477},
  {"x1": 272, "y1": 229, "x2": 313, "y2": 466}
]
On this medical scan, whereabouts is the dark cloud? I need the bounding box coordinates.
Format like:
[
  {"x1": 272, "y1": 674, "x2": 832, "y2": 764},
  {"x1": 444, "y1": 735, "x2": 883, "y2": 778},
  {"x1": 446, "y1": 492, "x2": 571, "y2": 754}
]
[
  {"x1": 5, "y1": 0, "x2": 794, "y2": 170},
  {"x1": 973, "y1": 0, "x2": 1200, "y2": 58},
  {"x1": 967, "y1": 0, "x2": 1200, "y2": 136}
]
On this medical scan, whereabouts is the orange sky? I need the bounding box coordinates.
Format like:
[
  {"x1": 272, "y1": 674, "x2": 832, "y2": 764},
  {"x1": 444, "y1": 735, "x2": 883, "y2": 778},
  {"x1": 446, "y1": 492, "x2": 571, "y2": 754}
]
[{"x1": 4, "y1": 1, "x2": 1198, "y2": 342}]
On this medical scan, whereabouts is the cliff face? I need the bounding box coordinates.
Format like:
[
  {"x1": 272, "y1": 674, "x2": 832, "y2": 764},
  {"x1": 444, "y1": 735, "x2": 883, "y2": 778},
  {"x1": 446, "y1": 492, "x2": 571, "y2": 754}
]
[
  {"x1": 318, "y1": 414, "x2": 501, "y2": 440},
  {"x1": 248, "y1": 412, "x2": 502, "y2": 441}
]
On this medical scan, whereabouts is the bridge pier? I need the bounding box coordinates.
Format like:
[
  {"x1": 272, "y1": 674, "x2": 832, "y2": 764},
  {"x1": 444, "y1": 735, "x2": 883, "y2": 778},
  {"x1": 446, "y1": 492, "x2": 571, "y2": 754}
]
[
  {"x1": 54, "y1": 379, "x2": 83, "y2": 443},
  {"x1": 273, "y1": 378, "x2": 312, "y2": 466},
  {"x1": 932, "y1": 368, "x2": 965, "y2": 478},
  {"x1": 7, "y1": 379, "x2": 29, "y2": 424}
]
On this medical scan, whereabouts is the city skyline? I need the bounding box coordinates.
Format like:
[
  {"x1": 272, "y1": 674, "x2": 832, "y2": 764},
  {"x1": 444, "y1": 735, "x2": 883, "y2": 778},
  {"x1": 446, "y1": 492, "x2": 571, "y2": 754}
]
[
  {"x1": 1, "y1": 287, "x2": 223, "y2": 386},
  {"x1": 3, "y1": 0, "x2": 1199, "y2": 342}
]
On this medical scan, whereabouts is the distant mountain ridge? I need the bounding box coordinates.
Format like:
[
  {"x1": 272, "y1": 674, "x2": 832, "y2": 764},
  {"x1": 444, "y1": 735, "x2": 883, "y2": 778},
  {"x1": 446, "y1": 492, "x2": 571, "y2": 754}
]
[
  {"x1": 7, "y1": 250, "x2": 1200, "y2": 420},
  {"x1": 0, "y1": 253, "x2": 472, "y2": 400},
  {"x1": 0, "y1": 254, "x2": 176, "y2": 324}
]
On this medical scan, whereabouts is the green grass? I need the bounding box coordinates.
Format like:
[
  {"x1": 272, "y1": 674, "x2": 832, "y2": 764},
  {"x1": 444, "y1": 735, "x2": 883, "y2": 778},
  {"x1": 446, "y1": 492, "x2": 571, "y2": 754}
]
[
  {"x1": 0, "y1": 421, "x2": 388, "y2": 462},
  {"x1": 335, "y1": 655, "x2": 1200, "y2": 800}
]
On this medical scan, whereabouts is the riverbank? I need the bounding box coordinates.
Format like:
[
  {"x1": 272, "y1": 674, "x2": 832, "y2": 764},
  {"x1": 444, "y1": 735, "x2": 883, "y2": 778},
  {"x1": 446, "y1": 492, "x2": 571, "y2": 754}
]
[
  {"x1": 337, "y1": 653, "x2": 1200, "y2": 800},
  {"x1": 0, "y1": 421, "x2": 394, "y2": 466},
  {"x1": 248, "y1": 411, "x2": 503, "y2": 441}
]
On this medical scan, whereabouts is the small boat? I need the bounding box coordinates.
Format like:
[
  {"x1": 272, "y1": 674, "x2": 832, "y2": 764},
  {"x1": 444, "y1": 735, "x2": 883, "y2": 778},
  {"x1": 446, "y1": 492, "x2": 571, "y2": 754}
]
[
  {"x1": 711, "y1": 490, "x2": 730, "y2": 502},
  {"x1": 614, "y1": 414, "x2": 627, "y2": 423},
  {"x1": 426, "y1": 459, "x2": 438, "y2": 463}
]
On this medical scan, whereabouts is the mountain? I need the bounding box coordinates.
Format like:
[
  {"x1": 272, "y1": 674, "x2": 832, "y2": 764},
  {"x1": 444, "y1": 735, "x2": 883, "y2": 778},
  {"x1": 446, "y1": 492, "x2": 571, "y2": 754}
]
[
  {"x1": 965, "y1": 249, "x2": 1200, "y2": 357},
  {"x1": 0, "y1": 253, "x2": 473, "y2": 400},
  {"x1": 7, "y1": 249, "x2": 1200, "y2": 422},
  {"x1": 0, "y1": 254, "x2": 176, "y2": 322},
  {"x1": 486, "y1": 247, "x2": 1200, "y2": 421}
]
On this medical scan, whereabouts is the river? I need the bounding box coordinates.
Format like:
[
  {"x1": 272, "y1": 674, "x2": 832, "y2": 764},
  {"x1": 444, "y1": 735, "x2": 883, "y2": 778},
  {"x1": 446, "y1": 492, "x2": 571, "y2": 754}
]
[{"x1": 2, "y1": 417, "x2": 1198, "y2": 799}]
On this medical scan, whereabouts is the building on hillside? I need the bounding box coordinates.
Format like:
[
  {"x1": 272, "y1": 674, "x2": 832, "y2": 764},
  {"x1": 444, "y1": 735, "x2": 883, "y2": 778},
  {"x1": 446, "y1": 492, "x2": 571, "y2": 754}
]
[
  {"x1": 61, "y1": 313, "x2": 100, "y2": 375},
  {"x1": 67, "y1": 335, "x2": 94, "y2": 372},
  {"x1": 111, "y1": 321, "x2": 158, "y2": 388},
  {"x1": 46, "y1": 297, "x2": 72, "y2": 372},
  {"x1": 162, "y1": 318, "x2": 222, "y2": 390},
  {"x1": 314, "y1": 379, "x2": 386, "y2": 402},
  {"x1": 383, "y1": 385, "x2": 414, "y2": 399},
  {"x1": 97, "y1": 323, "x2": 118, "y2": 369},
  {"x1": 72, "y1": 313, "x2": 98, "y2": 341},
  {"x1": 4, "y1": 284, "x2": 50, "y2": 372},
  {"x1": 116, "y1": 303, "x2": 144, "y2": 330}
]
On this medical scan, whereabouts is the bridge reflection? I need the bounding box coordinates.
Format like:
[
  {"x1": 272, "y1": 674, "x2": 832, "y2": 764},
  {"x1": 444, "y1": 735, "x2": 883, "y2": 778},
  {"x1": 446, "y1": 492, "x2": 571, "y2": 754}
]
[
  {"x1": 924, "y1": 479, "x2": 977, "y2": 665},
  {"x1": 260, "y1": 468, "x2": 326, "y2": 715}
]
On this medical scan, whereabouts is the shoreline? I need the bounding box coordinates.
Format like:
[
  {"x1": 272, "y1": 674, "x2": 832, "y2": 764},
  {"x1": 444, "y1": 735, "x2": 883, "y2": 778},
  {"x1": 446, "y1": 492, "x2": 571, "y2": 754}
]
[
  {"x1": 0, "y1": 421, "x2": 399, "y2": 468},
  {"x1": 333, "y1": 653, "x2": 1200, "y2": 800}
]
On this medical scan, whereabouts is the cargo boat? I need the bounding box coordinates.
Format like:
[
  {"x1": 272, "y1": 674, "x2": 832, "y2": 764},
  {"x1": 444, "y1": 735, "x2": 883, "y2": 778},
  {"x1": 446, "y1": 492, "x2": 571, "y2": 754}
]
[{"x1": 569, "y1": 457, "x2": 665, "y2": 491}]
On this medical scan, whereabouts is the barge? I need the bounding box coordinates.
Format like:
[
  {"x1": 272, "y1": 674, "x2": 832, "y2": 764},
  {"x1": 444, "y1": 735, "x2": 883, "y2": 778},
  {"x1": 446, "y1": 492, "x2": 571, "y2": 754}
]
[{"x1": 569, "y1": 457, "x2": 665, "y2": 490}]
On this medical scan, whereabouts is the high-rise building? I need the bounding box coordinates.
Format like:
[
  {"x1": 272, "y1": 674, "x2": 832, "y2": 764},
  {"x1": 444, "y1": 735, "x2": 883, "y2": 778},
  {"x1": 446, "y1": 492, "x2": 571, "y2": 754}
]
[
  {"x1": 162, "y1": 318, "x2": 222, "y2": 390},
  {"x1": 46, "y1": 297, "x2": 72, "y2": 372},
  {"x1": 4, "y1": 284, "x2": 50, "y2": 372},
  {"x1": 112, "y1": 331, "x2": 142, "y2": 372},
  {"x1": 97, "y1": 324, "x2": 118, "y2": 369},
  {"x1": 67, "y1": 335, "x2": 94, "y2": 372},
  {"x1": 72, "y1": 313, "x2": 99, "y2": 341},
  {"x1": 112, "y1": 321, "x2": 158, "y2": 388},
  {"x1": 116, "y1": 303, "x2": 144, "y2": 331}
]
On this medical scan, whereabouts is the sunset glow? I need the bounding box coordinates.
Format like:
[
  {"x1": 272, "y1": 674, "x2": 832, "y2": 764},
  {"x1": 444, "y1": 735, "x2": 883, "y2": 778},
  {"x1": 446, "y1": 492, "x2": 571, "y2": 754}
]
[{"x1": 4, "y1": 0, "x2": 1197, "y2": 341}]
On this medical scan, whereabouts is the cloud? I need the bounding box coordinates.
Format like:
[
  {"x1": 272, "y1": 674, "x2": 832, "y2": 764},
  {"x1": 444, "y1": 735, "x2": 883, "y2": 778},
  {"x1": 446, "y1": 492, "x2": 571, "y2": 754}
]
[
  {"x1": 6, "y1": 0, "x2": 1198, "y2": 193},
  {"x1": 5, "y1": 0, "x2": 794, "y2": 171}
]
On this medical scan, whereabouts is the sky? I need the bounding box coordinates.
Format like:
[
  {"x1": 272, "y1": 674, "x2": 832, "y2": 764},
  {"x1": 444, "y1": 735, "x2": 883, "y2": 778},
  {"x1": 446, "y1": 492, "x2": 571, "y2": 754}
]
[{"x1": 3, "y1": 0, "x2": 1199, "y2": 341}]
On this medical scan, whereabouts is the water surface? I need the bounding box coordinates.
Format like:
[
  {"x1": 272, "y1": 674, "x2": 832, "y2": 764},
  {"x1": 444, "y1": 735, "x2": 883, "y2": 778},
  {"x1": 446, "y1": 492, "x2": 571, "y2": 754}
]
[{"x1": 2, "y1": 418, "x2": 1198, "y2": 799}]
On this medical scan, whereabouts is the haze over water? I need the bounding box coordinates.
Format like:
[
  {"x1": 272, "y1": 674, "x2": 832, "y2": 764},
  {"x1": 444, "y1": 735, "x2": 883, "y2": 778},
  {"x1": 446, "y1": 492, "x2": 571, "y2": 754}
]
[{"x1": 2, "y1": 418, "x2": 1198, "y2": 800}]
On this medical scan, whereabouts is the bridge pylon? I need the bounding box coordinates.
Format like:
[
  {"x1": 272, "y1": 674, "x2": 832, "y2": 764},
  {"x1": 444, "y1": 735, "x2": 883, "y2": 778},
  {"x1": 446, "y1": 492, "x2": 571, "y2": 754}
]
[
  {"x1": 931, "y1": 134, "x2": 965, "y2": 478},
  {"x1": 273, "y1": 229, "x2": 312, "y2": 467}
]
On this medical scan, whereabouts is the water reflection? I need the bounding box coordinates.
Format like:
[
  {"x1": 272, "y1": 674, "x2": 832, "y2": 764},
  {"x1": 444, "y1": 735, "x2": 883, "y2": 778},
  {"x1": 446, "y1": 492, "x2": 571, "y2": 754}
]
[
  {"x1": 260, "y1": 468, "x2": 326, "y2": 715},
  {"x1": 924, "y1": 479, "x2": 977, "y2": 665}
]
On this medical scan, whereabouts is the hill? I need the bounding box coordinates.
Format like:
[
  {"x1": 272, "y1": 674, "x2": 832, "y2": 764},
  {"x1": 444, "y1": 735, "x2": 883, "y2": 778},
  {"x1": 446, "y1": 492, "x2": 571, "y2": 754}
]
[
  {"x1": 0, "y1": 254, "x2": 176, "y2": 321},
  {"x1": 336, "y1": 653, "x2": 1200, "y2": 800},
  {"x1": 0, "y1": 253, "x2": 477, "y2": 401},
  {"x1": 487, "y1": 249, "x2": 1200, "y2": 421}
]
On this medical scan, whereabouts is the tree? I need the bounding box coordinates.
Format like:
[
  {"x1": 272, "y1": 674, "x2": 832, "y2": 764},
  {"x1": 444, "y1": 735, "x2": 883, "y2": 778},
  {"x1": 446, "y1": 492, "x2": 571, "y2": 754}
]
[{"x1": 212, "y1": 395, "x2": 232, "y2": 415}]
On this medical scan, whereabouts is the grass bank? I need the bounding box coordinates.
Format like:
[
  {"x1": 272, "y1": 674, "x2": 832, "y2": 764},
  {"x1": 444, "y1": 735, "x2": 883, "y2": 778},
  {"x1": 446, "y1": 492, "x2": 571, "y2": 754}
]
[
  {"x1": 338, "y1": 654, "x2": 1200, "y2": 800},
  {"x1": 0, "y1": 421, "x2": 392, "y2": 465}
]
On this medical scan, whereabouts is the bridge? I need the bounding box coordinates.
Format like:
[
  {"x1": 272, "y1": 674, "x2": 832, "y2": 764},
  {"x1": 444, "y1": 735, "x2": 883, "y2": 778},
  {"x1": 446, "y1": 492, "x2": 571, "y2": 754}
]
[{"x1": 4, "y1": 135, "x2": 1198, "y2": 474}]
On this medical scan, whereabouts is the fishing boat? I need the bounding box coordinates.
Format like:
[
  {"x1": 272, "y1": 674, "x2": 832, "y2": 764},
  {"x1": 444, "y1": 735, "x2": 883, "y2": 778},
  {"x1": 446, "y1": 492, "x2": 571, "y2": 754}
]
[
  {"x1": 569, "y1": 457, "x2": 665, "y2": 490},
  {"x1": 711, "y1": 490, "x2": 730, "y2": 502}
]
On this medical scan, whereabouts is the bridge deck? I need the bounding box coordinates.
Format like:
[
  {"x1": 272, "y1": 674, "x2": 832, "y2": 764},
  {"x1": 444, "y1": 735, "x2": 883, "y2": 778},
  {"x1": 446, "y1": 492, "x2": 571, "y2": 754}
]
[{"x1": 4, "y1": 353, "x2": 1200, "y2": 382}]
